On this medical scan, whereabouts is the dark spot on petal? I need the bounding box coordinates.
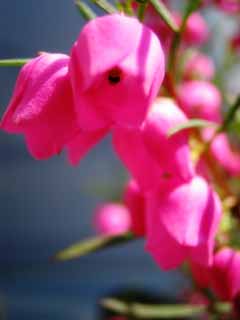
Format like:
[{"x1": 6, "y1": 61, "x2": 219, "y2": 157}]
[{"x1": 108, "y1": 67, "x2": 122, "y2": 85}]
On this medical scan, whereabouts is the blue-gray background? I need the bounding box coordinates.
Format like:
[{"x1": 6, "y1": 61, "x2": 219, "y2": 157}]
[{"x1": 0, "y1": 1, "x2": 238, "y2": 319}]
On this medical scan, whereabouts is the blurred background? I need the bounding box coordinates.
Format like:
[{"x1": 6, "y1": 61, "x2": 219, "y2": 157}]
[{"x1": 0, "y1": 1, "x2": 239, "y2": 319}]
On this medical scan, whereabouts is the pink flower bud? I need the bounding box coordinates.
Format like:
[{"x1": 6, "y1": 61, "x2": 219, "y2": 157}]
[
  {"x1": 146, "y1": 176, "x2": 222, "y2": 270},
  {"x1": 202, "y1": 128, "x2": 240, "y2": 176},
  {"x1": 184, "y1": 52, "x2": 215, "y2": 81},
  {"x1": 113, "y1": 98, "x2": 194, "y2": 191},
  {"x1": 0, "y1": 53, "x2": 78, "y2": 159},
  {"x1": 124, "y1": 179, "x2": 145, "y2": 236},
  {"x1": 70, "y1": 14, "x2": 165, "y2": 131},
  {"x1": 175, "y1": 12, "x2": 210, "y2": 46},
  {"x1": 178, "y1": 80, "x2": 222, "y2": 123},
  {"x1": 94, "y1": 203, "x2": 131, "y2": 236}
]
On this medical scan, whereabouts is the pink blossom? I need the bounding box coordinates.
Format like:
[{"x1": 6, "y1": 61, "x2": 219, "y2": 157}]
[
  {"x1": 67, "y1": 128, "x2": 108, "y2": 165},
  {"x1": 113, "y1": 98, "x2": 194, "y2": 191},
  {"x1": 70, "y1": 14, "x2": 165, "y2": 131},
  {"x1": 146, "y1": 176, "x2": 222, "y2": 270},
  {"x1": 177, "y1": 80, "x2": 222, "y2": 123},
  {"x1": 93, "y1": 203, "x2": 131, "y2": 236},
  {"x1": 184, "y1": 52, "x2": 215, "y2": 81},
  {"x1": 0, "y1": 53, "x2": 79, "y2": 159},
  {"x1": 191, "y1": 248, "x2": 240, "y2": 301},
  {"x1": 124, "y1": 179, "x2": 145, "y2": 236}
]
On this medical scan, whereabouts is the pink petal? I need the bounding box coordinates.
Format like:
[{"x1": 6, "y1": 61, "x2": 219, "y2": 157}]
[
  {"x1": 113, "y1": 126, "x2": 165, "y2": 191},
  {"x1": 142, "y1": 98, "x2": 194, "y2": 182},
  {"x1": 67, "y1": 128, "x2": 108, "y2": 165},
  {"x1": 124, "y1": 179, "x2": 145, "y2": 236},
  {"x1": 1, "y1": 53, "x2": 79, "y2": 159}
]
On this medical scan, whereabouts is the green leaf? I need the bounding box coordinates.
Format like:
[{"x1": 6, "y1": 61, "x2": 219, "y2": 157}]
[
  {"x1": 148, "y1": 0, "x2": 179, "y2": 32},
  {"x1": 91, "y1": 0, "x2": 117, "y2": 14},
  {"x1": 0, "y1": 58, "x2": 30, "y2": 67},
  {"x1": 53, "y1": 232, "x2": 135, "y2": 261},
  {"x1": 219, "y1": 95, "x2": 240, "y2": 133},
  {"x1": 75, "y1": 0, "x2": 97, "y2": 20},
  {"x1": 101, "y1": 298, "x2": 231, "y2": 319},
  {"x1": 168, "y1": 119, "x2": 217, "y2": 137}
]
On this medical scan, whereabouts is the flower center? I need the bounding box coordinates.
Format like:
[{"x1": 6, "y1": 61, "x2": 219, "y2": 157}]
[{"x1": 108, "y1": 67, "x2": 122, "y2": 85}]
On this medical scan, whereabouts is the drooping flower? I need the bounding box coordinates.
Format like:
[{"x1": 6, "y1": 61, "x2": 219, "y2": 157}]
[
  {"x1": 113, "y1": 98, "x2": 194, "y2": 191},
  {"x1": 191, "y1": 247, "x2": 240, "y2": 301},
  {"x1": 93, "y1": 203, "x2": 131, "y2": 236},
  {"x1": 70, "y1": 14, "x2": 165, "y2": 131},
  {"x1": 146, "y1": 176, "x2": 222, "y2": 270},
  {"x1": 0, "y1": 53, "x2": 79, "y2": 159},
  {"x1": 177, "y1": 80, "x2": 222, "y2": 123}
]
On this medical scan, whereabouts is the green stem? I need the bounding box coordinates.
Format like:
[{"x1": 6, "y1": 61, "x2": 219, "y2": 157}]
[
  {"x1": 53, "y1": 232, "x2": 136, "y2": 261},
  {"x1": 219, "y1": 95, "x2": 240, "y2": 133},
  {"x1": 101, "y1": 298, "x2": 231, "y2": 319},
  {"x1": 0, "y1": 58, "x2": 30, "y2": 67},
  {"x1": 168, "y1": 0, "x2": 201, "y2": 73},
  {"x1": 75, "y1": 0, "x2": 97, "y2": 20},
  {"x1": 138, "y1": 1, "x2": 148, "y2": 21},
  {"x1": 149, "y1": 0, "x2": 179, "y2": 33},
  {"x1": 91, "y1": 0, "x2": 117, "y2": 14}
]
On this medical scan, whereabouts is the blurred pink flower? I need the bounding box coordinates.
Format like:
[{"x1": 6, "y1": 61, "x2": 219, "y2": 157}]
[
  {"x1": 215, "y1": 0, "x2": 240, "y2": 14},
  {"x1": 231, "y1": 29, "x2": 240, "y2": 53},
  {"x1": 175, "y1": 12, "x2": 210, "y2": 46},
  {"x1": 146, "y1": 176, "x2": 222, "y2": 270},
  {"x1": 113, "y1": 98, "x2": 194, "y2": 191},
  {"x1": 191, "y1": 247, "x2": 240, "y2": 301},
  {"x1": 184, "y1": 52, "x2": 215, "y2": 80},
  {"x1": 70, "y1": 14, "x2": 165, "y2": 131},
  {"x1": 0, "y1": 53, "x2": 79, "y2": 159},
  {"x1": 94, "y1": 203, "x2": 131, "y2": 236},
  {"x1": 177, "y1": 80, "x2": 222, "y2": 123}
]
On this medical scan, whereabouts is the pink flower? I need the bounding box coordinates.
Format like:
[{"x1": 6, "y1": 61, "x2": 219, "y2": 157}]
[
  {"x1": 202, "y1": 128, "x2": 240, "y2": 176},
  {"x1": 93, "y1": 203, "x2": 131, "y2": 236},
  {"x1": 124, "y1": 179, "x2": 145, "y2": 236},
  {"x1": 113, "y1": 98, "x2": 194, "y2": 191},
  {"x1": 215, "y1": 0, "x2": 240, "y2": 14},
  {"x1": 70, "y1": 14, "x2": 165, "y2": 131},
  {"x1": 183, "y1": 52, "x2": 215, "y2": 81},
  {"x1": 184, "y1": 13, "x2": 209, "y2": 45},
  {"x1": 191, "y1": 248, "x2": 240, "y2": 301},
  {"x1": 0, "y1": 53, "x2": 79, "y2": 159},
  {"x1": 177, "y1": 80, "x2": 222, "y2": 123},
  {"x1": 146, "y1": 176, "x2": 222, "y2": 270}
]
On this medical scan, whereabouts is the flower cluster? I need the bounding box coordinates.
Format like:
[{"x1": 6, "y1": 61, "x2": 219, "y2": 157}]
[{"x1": 1, "y1": 0, "x2": 240, "y2": 313}]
